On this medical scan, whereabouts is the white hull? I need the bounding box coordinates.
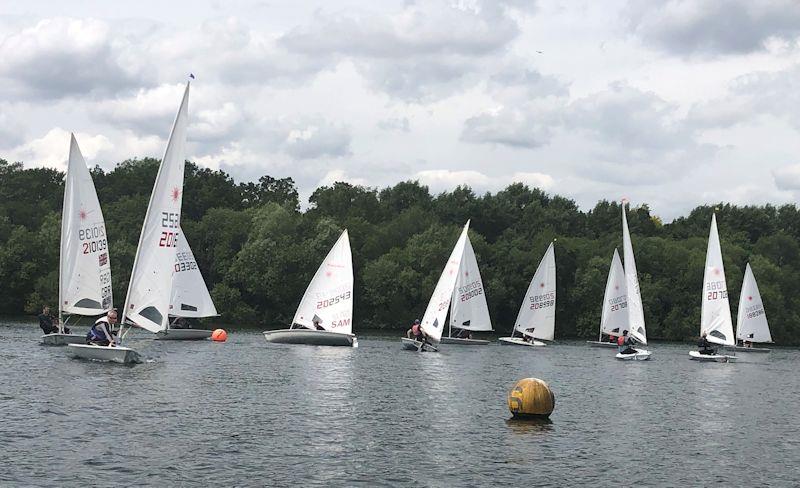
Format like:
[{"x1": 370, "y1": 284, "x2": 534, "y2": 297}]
[
  {"x1": 440, "y1": 337, "x2": 490, "y2": 345},
  {"x1": 400, "y1": 337, "x2": 438, "y2": 352},
  {"x1": 41, "y1": 333, "x2": 85, "y2": 346},
  {"x1": 154, "y1": 328, "x2": 212, "y2": 341},
  {"x1": 586, "y1": 340, "x2": 618, "y2": 348},
  {"x1": 689, "y1": 350, "x2": 737, "y2": 363},
  {"x1": 264, "y1": 329, "x2": 357, "y2": 347},
  {"x1": 67, "y1": 344, "x2": 141, "y2": 364},
  {"x1": 498, "y1": 337, "x2": 546, "y2": 347},
  {"x1": 616, "y1": 348, "x2": 652, "y2": 361},
  {"x1": 727, "y1": 345, "x2": 771, "y2": 353}
]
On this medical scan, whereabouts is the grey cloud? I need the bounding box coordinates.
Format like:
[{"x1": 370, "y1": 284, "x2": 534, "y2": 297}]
[
  {"x1": 282, "y1": 119, "x2": 351, "y2": 160},
  {"x1": 378, "y1": 117, "x2": 410, "y2": 132},
  {"x1": 688, "y1": 64, "x2": 800, "y2": 130},
  {"x1": 627, "y1": 0, "x2": 800, "y2": 56},
  {"x1": 278, "y1": 1, "x2": 521, "y2": 100},
  {"x1": 461, "y1": 109, "x2": 553, "y2": 149},
  {"x1": 0, "y1": 18, "x2": 147, "y2": 99},
  {"x1": 773, "y1": 164, "x2": 800, "y2": 190}
]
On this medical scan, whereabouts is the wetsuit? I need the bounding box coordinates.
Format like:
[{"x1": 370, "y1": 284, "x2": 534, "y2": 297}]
[
  {"x1": 621, "y1": 336, "x2": 637, "y2": 355},
  {"x1": 698, "y1": 337, "x2": 715, "y2": 355},
  {"x1": 38, "y1": 313, "x2": 58, "y2": 335}
]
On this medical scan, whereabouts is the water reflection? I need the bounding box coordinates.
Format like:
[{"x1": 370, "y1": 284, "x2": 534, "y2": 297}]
[{"x1": 505, "y1": 417, "x2": 554, "y2": 435}]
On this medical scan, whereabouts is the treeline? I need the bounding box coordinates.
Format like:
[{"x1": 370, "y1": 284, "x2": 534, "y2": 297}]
[{"x1": 2, "y1": 158, "x2": 800, "y2": 343}]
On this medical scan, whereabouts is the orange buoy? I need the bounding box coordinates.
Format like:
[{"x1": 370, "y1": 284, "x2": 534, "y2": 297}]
[
  {"x1": 211, "y1": 329, "x2": 228, "y2": 342},
  {"x1": 508, "y1": 378, "x2": 555, "y2": 419}
]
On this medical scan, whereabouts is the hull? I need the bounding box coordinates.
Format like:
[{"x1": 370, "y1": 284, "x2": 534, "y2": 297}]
[
  {"x1": 400, "y1": 337, "x2": 438, "y2": 352},
  {"x1": 616, "y1": 348, "x2": 652, "y2": 361},
  {"x1": 689, "y1": 350, "x2": 737, "y2": 363},
  {"x1": 498, "y1": 337, "x2": 546, "y2": 347},
  {"x1": 727, "y1": 345, "x2": 771, "y2": 353},
  {"x1": 67, "y1": 344, "x2": 141, "y2": 364},
  {"x1": 586, "y1": 341, "x2": 618, "y2": 348},
  {"x1": 440, "y1": 337, "x2": 490, "y2": 345},
  {"x1": 41, "y1": 333, "x2": 85, "y2": 346},
  {"x1": 263, "y1": 329, "x2": 357, "y2": 347},
  {"x1": 154, "y1": 329, "x2": 212, "y2": 341}
]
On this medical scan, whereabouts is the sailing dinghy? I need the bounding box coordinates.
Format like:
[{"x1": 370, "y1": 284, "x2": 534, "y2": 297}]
[
  {"x1": 156, "y1": 230, "x2": 217, "y2": 340},
  {"x1": 729, "y1": 263, "x2": 772, "y2": 353},
  {"x1": 615, "y1": 203, "x2": 650, "y2": 360},
  {"x1": 441, "y1": 222, "x2": 492, "y2": 345},
  {"x1": 498, "y1": 242, "x2": 555, "y2": 347},
  {"x1": 44, "y1": 134, "x2": 113, "y2": 346},
  {"x1": 689, "y1": 214, "x2": 737, "y2": 362},
  {"x1": 68, "y1": 81, "x2": 191, "y2": 363},
  {"x1": 264, "y1": 230, "x2": 357, "y2": 347},
  {"x1": 401, "y1": 222, "x2": 470, "y2": 352},
  {"x1": 598, "y1": 249, "x2": 650, "y2": 360}
]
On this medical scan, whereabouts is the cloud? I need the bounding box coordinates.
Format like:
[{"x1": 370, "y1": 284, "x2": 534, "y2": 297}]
[
  {"x1": 377, "y1": 117, "x2": 410, "y2": 132},
  {"x1": 688, "y1": 64, "x2": 800, "y2": 130},
  {"x1": 461, "y1": 106, "x2": 555, "y2": 148},
  {"x1": 626, "y1": 0, "x2": 800, "y2": 56},
  {"x1": 279, "y1": 1, "x2": 521, "y2": 100},
  {"x1": 0, "y1": 17, "x2": 145, "y2": 99},
  {"x1": 773, "y1": 164, "x2": 800, "y2": 190},
  {"x1": 414, "y1": 168, "x2": 554, "y2": 193},
  {"x1": 283, "y1": 120, "x2": 351, "y2": 160}
]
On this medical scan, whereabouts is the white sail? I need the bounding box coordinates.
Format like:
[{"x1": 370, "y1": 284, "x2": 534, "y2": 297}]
[
  {"x1": 513, "y1": 242, "x2": 556, "y2": 341},
  {"x1": 600, "y1": 249, "x2": 629, "y2": 337},
  {"x1": 622, "y1": 203, "x2": 647, "y2": 344},
  {"x1": 123, "y1": 83, "x2": 190, "y2": 333},
  {"x1": 736, "y1": 263, "x2": 772, "y2": 343},
  {"x1": 292, "y1": 230, "x2": 354, "y2": 335},
  {"x1": 450, "y1": 233, "x2": 492, "y2": 332},
  {"x1": 700, "y1": 213, "x2": 735, "y2": 346},
  {"x1": 59, "y1": 134, "x2": 113, "y2": 319},
  {"x1": 170, "y1": 230, "x2": 218, "y2": 319},
  {"x1": 421, "y1": 221, "x2": 469, "y2": 343}
]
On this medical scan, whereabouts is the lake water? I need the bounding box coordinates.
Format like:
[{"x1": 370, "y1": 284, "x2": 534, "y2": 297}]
[{"x1": 2, "y1": 319, "x2": 799, "y2": 486}]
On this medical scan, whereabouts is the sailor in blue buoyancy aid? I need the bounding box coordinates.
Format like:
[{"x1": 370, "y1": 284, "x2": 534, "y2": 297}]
[{"x1": 86, "y1": 310, "x2": 118, "y2": 346}]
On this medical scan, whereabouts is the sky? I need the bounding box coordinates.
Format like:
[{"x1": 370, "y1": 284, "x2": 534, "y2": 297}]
[{"x1": 2, "y1": 0, "x2": 800, "y2": 220}]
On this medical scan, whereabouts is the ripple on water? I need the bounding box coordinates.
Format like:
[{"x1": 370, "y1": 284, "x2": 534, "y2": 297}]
[{"x1": 1, "y1": 323, "x2": 799, "y2": 486}]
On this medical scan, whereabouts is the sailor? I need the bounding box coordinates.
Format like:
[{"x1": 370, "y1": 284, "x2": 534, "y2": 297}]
[
  {"x1": 698, "y1": 331, "x2": 715, "y2": 355},
  {"x1": 406, "y1": 319, "x2": 423, "y2": 341},
  {"x1": 86, "y1": 310, "x2": 118, "y2": 346},
  {"x1": 38, "y1": 306, "x2": 61, "y2": 335},
  {"x1": 618, "y1": 330, "x2": 636, "y2": 355},
  {"x1": 312, "y1": 316, "x2": 325, "y2": 331}
]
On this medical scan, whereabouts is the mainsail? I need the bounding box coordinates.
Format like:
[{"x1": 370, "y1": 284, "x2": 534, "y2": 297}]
[
  {"x1": 736, "y1": 263, "x2": 772, "y2": 343},
  {"x1": 600, "y1": 249, "x2": 629, "y2": 337},
  {"x1": 622, "y1": 203, "x2": 647, "y2": 344},
  {"x1": 170, "y1": 230, "x2": 218, "y2": 319},
  {"x1": 292, "y1": 230, "x2": 354, "y2": 335},
  {"x1": 123, "y1": 82, "x2": 190, "y2": 333},
  {"x1": 59, "y1": 134, "x2": 113, "y2": 322},
  {"x1": 513, "y1": 242, "x2": 556, "y2": 341},
  {"x1": 700, "y1": 214, "x2": 735, "y2": 346},
  {"x1": 449, "y1": 232, "x2": 492, "y2": 333},
  {"x1": 420, "y1": 222, "x2": 469, "y2": 344}
]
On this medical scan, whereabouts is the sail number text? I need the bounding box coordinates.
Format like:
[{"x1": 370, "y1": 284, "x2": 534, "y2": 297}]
[
  {"x1": 529, "y1": 292, "x2": 555, "y2": 310},
  {"x1": 706, "y1": 280, "x2": 727, "y2": 300},
  {"x1": 159, "y1": 212, "x2": 180, "y2": 247},
  {"x1": 608, "y1": 295, "x2": 627, "y2": 312},
  {"x1": 458, "y1": 281, "x2": 483, "y2": 302},
  {"x1": 316, "y1": 291, "x2": 351, "y2": 309},
  {"x1": 79, "y1": 225, "x2": 107, "y2": 255}
]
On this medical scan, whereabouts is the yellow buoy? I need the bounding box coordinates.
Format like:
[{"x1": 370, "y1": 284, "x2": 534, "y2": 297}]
[
  {"x1": 211, "y1": 329, "x2": 228, "y2": 342},
  {"x1": 507, "y1": 378, "x2": 555, "y2": 418}
]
